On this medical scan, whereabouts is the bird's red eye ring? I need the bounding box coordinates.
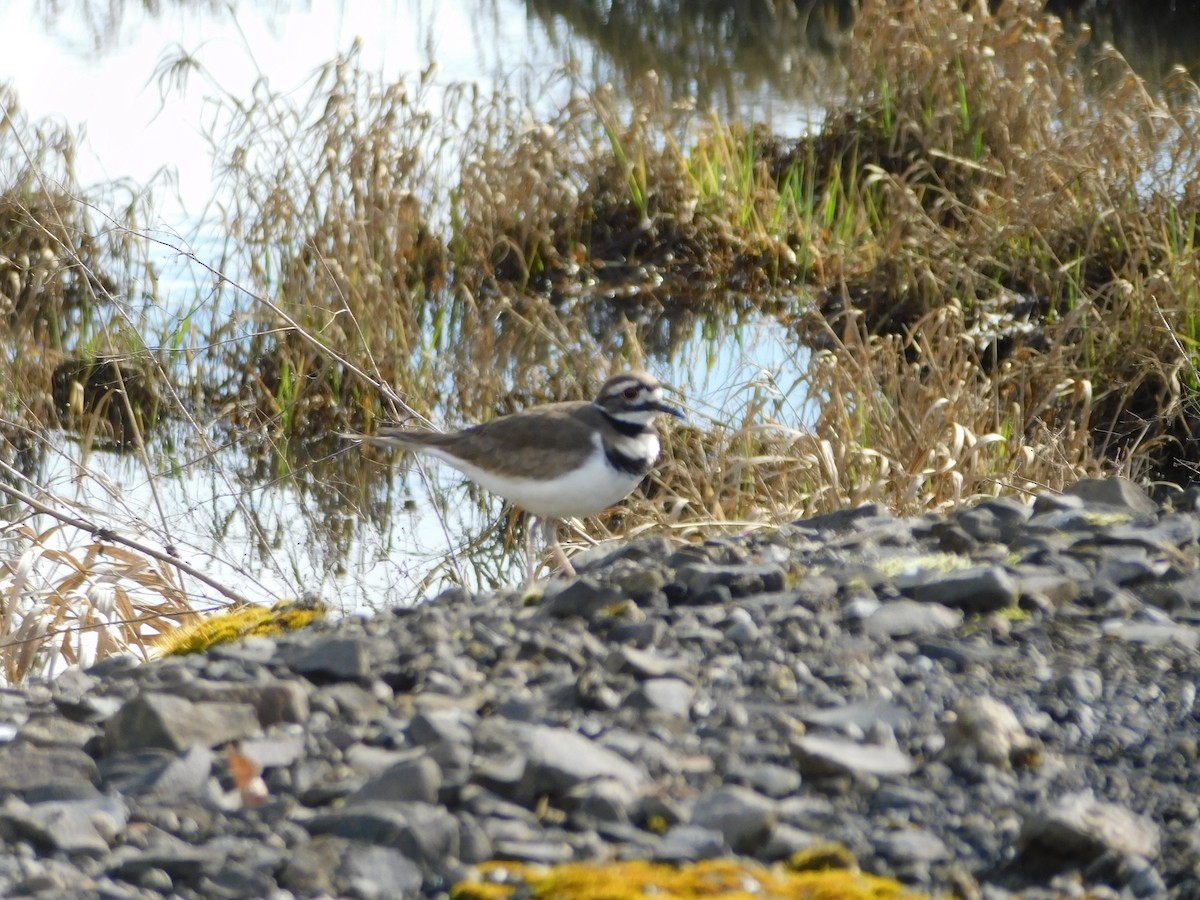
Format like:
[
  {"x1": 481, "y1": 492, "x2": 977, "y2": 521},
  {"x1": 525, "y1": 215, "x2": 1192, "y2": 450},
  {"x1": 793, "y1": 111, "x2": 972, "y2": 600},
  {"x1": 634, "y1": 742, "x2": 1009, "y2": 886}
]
[{"x1": 623, "y1": 387, "x2": 640, "y2": 399}]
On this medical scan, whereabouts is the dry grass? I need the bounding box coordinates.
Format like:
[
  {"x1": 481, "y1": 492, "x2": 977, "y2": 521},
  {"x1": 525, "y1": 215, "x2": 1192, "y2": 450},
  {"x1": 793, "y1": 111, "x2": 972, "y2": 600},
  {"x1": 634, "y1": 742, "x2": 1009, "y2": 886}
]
[
  {"x1": 0, "y1": 516, "x2": 198, "y2": 684},
  {"x1": 4, "y1": 0, "x2": 1200, "y2": 679}
]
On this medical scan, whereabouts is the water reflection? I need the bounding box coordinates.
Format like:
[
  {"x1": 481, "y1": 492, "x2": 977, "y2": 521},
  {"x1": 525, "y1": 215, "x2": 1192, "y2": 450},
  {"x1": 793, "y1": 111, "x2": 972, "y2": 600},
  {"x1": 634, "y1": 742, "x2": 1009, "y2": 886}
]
[
  {"x1": 528, "y1": 0, "x2": 853, "y2": 111},
  {"x1": 1049, "y1": 0, "x2": 1200, "y2": 82},
  {"x1": 10, "y1": 0, "x2": 1200, "y2": 615}
]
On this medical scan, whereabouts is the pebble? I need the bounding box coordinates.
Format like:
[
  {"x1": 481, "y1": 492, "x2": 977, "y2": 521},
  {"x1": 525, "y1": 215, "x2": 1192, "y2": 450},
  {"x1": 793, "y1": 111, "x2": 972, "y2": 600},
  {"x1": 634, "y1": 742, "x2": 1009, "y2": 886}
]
[{"x1": 0, "y1": 476, "x2": 1194, "y2": 897}]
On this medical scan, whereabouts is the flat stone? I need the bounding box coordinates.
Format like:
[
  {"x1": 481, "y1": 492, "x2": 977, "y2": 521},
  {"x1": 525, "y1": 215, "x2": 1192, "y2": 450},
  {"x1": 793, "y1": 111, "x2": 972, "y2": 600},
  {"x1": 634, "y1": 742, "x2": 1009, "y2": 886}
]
[
  {"x1": 282, "y1": 637, "x2": 373, "y2": 682},
  {"x1": 897, "y1": 565, "x2": 1019, "y2": 613},
  {"x1": 792, "y1": 504, "x2": 892, "y2": 533},
  {"x1": 789, "y1": 735, "x2": 916, "y2": 778},
  {"x1": 104, "y1": 693, "x2": 260, "y2": 753},
  {"x1": 674, "y1": 561, "x2": 787, "y2": 600},
  {"x1": 50, "y1": 668, "x2": 115, "y2": 723},
  {"x1": 345, "y1": 754, "x2": 442, "y2": 806},
  {"x1": 606, "y1": 645, "x2": 691, "y2": 680},
  {"x1": 408, "y1": 707, "x2": 476, "y2": 747},
  {"x1": 107, "y1": 837, "x2": 227, "y2": 881},
  {"x1": 344, "y1": 744, "x2": 414, "y2": 777},
  {"x1": 178, "y1": 679, "x2": 310, "y2": 726},
  {"x1": 0, "y1": 794, "x2": 128, "y2": 856},
  {"x1": 565, "y1": 776, "x2": 637, "y2": 824},
  {"x1": 1013, "y1": 570, "x2": 1082, "y2": 607},
  {"x1": 1063, "y1": 477, "x2": 1158, "y2": 515},
  {"x1": 237, "y1": 735, "x2": 306, "y2": 770},
  {"x1": 477, "y1": 721, "x2": 647, "y2": 803},
  {"x1": 279, "y1": 835, "x2": 422, "y2": 898},
  {"x1": 1102, "y1": 620, "x2": 1200, "y2": 650},
  {"x1": 0, "y1": 743, "x2": 100, "y2": 801},
  {"x1": 100, "y1": 746, "x2": 216, "y2": 800},
  {"x1": 689, "y1": 785, "x2": 776, "y2": 853},
  {"x1": 628, "y1": 678, "x2": 693, "y2": 720},
  {"x1": 16, "y1": 715, "x2": 98, "y2": 748},
  {"x1": 490, "y1": 839, "x2": 575, "y2": 865},
  {"x1": 728, "y1": 762, "x2": 802, "y2": 799},
  {"x1": 797, "y1": 698, "x2": 911, "y2": 733},
  {"x1": 1020, "y1": 791, "x2": 1160, "y2": 862},
  {"x1": 863, "y1": 599, "x2": 963, "y2": 638},
  {"x1": 305, "y1": 801, "x2": 459, "y2": 869},
  {"x1": 654, "y1": 825, "x2": 728, "y2": 862},
  {"x1": 874, "y1": 828, "x2": 952, "y2": 864},
  {"x1": 538, "y1": 577, "x2": 623, "y2": 619}
]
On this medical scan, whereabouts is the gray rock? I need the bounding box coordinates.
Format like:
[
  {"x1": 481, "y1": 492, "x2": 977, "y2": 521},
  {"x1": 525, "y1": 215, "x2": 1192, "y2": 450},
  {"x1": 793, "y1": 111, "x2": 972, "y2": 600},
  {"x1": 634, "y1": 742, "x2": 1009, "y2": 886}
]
[
  {"x1": 1020, "y1": 791, "x2": 1161, "y2": 862},
  {"x1": 108, "y1": 836, "x2": 227, "y2": 881},
  {"x1": 1013, "y1": 569, "x2": 1082, "y2": 608},
  {"x1": 628, "y1": 677, "x2": 693, "y2": 720},
  {"x1": 1102, "y1": 619, "x2": 1200, "y2": 649},
  {"x1": 943, "y1": 695, "x2": 1040, "y2": 770},
  {"x1": 897, "y1": 565, "x2": 1019, "y2": 612},
  {"x1": 874, "y1": 828, "x2": 952, "y2": 864},
  {"x1": 50, "y1": 667, "x2": 115, "y2": 723},
  {"x1": 0, "y1": 743, "x2": 100, "y2": 801},
  {"x1": 345, "y1": 743, "x2": 414, "y2": 776},
  {"x1": 178, "y1": 678, "x2": 310, "y2": 726},
  {"x1": 279, "y1": 835, "x2": 422, "y2": 899},
  {"x1": 237, "y1": 734, "x2": 305, "y2": 770},
  {"x1": 722, "y1": 608, "x2": 760, "y2": 645},
  {"x1": 16, "y1": 715, "x2": 97, "y2": 748},
  {"x1": 100, "y1": 746, "x2": 215, "y2": 800},
  {"x1": 759, "y1": 823, "x2": 821, "y2": 861},
  {"x1": 490, "y1": 838, "x2": 575, "y2": 864},
  {"x1": 1, "y1": 475, "x2": 1199, "y2": 898},
  {"x1": 797, "y1": 698, "x2": 911, "y2": 733},
  {"x1": 654, "y1": 824, "x2": 728, "y2": 862},
  {"x1": 538, "y1": 577, "x2": 622, "y2": 619},
  {"x1": 674, "y1": 561, "x2": 787, "y2": 599},
  {"x1": 346, "y1": 754, "x2": 442, "y2": 806},
  {"x1": 408, "y1": 707, "x2": 476, "y2": 747},
  {"x1": 283, "y1": 636, "x2": 373, "y2": 681},
  {"x1": 1058, "y1": 669, "x2": 1103, "y2": 703},
  {"x1": 1063, "y1": 477, "x2": 1158, "y2": 515},
  {"x1": 0, "y1": 794, "x2": 127, "y2": 856},
  {"x1": 104, "y1": 693, "x2": 259, "y2": 752},
  {"x1": 476, "y1": 721, "x2": 647, "y2": 803},
  {"x1": 689, "y1": 785, "x2": 776, "y2": 853},
  {"x1": 789, "y1": 734, "x2": 916, "y2": 778},
  {"x1": 863, "y1": 599, "x2": 963, "y2": 638},
  {"x1": 728, "y1": 761, "x2": 802, "y2": 799},
  {"x1": 606, "y1": 645, "x2": 691, "y2": 679},
  {"x1": 565, "y1": 776, "x2": 636, "y2": 824},
  {"x1": 306, "y1": 800, "x2": 459, "y2": 869}
]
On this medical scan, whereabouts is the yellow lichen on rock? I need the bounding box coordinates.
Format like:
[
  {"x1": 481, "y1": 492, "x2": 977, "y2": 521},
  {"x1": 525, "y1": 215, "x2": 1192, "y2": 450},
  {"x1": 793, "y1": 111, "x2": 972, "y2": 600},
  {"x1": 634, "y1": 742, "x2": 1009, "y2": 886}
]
[
  {"x1": 153, "y1": 596, "x2": 329, "y2": 656},
  {"x1": 451, "y1": 856, "x2": 926, "y2": 900}
]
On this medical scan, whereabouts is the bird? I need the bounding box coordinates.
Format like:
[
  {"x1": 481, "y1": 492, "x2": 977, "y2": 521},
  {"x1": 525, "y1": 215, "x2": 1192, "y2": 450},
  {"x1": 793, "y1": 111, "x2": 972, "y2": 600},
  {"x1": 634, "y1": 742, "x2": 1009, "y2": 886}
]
[{"x1": 348, "y1": 371, "x2": 684, "y2": 581}]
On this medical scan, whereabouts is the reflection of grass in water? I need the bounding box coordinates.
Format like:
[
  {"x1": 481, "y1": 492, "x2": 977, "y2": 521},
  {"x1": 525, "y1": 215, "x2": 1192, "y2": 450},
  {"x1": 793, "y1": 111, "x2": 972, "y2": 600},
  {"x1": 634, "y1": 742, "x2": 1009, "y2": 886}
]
[{"x1": 5, "y1": 0, "x2": 1200, "y2": 679}]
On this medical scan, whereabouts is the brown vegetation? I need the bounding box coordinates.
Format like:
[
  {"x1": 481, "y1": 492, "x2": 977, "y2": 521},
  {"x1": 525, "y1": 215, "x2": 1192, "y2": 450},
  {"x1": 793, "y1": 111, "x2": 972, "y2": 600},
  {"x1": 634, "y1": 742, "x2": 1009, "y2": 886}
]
[{"x1": 3, "y1": 0, "x2": 1200, "y2": 679}]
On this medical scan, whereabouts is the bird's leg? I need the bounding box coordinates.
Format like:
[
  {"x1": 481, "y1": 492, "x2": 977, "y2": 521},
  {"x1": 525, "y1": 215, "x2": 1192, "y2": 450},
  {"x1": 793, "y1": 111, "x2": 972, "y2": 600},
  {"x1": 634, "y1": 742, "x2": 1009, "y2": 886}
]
[
  {"x1": 524, "y1": 518, "x2": 540, "y2": 585},
  {"x1": 541, "y1": 517, "x2": 575, "y2": 577}
]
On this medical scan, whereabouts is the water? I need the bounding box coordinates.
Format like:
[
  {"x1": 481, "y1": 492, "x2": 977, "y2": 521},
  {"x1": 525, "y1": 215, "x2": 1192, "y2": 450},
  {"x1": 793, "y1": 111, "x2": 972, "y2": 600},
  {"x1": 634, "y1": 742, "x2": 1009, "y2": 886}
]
[
  {"x1": 6, "y1": 0, "x2": 1190, "y2": 625},
  {"x1": 0, "y1": 1, "x2": 826, "y2": 620}
]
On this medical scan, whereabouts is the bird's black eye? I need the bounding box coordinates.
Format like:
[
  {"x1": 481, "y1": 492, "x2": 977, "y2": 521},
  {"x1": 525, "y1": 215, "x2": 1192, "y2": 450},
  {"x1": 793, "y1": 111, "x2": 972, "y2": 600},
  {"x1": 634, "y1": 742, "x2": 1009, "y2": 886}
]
[{"x1": 623, "y1": 387, "x2": 640, "y2": 399}]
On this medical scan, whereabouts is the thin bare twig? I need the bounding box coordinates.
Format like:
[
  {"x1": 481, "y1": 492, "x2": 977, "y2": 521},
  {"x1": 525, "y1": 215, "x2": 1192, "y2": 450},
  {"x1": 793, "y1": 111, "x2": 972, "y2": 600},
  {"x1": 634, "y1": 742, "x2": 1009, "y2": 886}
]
[{"x1": 0, "y1": 458, "x2": 248, "y2": 607}]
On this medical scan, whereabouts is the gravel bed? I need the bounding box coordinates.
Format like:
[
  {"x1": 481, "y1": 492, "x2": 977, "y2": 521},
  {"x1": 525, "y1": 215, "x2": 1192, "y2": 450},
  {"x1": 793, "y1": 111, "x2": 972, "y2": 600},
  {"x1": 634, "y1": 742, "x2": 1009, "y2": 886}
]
[{"x1": 1, "y1": 476, "x2": 1197, "y2": 898}]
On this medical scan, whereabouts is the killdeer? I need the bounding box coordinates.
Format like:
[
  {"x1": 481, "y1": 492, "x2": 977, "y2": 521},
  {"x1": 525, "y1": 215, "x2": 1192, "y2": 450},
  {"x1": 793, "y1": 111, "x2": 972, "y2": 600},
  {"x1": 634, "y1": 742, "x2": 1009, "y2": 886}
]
[{"x1": 349, "y1": 371, "x2": 683, "y2": 580}]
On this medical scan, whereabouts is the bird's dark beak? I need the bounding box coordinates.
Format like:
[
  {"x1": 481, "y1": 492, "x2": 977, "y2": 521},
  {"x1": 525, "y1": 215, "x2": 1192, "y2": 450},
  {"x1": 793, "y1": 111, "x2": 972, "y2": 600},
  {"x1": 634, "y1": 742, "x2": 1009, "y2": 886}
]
[{"x1": 655, "y1": 399, "x2": 685, "y2": 419}]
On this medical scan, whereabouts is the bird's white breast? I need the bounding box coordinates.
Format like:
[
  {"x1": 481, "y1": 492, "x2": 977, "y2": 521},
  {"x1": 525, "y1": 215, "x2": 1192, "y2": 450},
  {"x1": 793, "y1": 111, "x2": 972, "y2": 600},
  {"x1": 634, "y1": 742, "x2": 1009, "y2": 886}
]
[{"x1": 422, "y1": 432, "x2": 654, "y2": 519}]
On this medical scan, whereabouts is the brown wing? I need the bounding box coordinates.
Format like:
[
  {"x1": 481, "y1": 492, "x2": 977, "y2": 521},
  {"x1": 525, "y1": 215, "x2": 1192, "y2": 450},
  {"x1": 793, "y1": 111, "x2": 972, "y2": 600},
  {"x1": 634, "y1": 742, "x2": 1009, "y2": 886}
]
[{"x1": 374, "y1": 401, "x2": 602, "y2": 478}]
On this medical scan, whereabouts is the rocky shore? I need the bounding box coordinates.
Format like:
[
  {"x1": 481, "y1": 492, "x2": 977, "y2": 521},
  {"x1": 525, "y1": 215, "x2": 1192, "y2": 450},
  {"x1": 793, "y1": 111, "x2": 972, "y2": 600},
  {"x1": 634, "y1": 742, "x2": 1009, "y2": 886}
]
[{"x1": 1, "y1": 476, "x2": 1198, "y2": 898}]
